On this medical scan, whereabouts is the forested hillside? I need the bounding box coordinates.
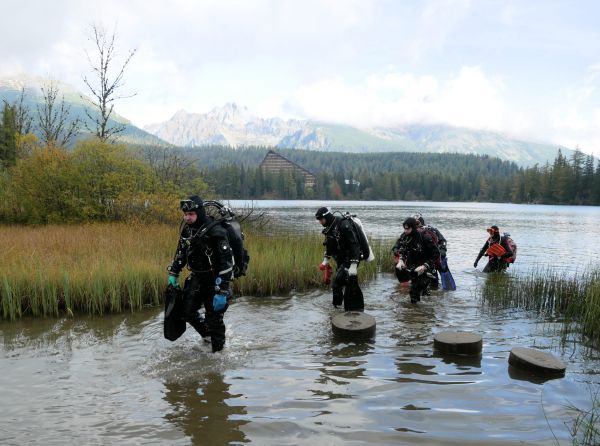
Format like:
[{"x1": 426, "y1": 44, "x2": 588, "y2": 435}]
[{"x1": 187, "y1": 146, "x2": 521, "y2": 202}]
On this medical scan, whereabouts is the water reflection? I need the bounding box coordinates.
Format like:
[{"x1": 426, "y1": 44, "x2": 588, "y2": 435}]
[
  {"x1": 305, "y1": 342, "x2": 372, "y2": 405},
  {"x1": 435, "y1": 352, "x2": 482, "y2": 370},
  {"x1": 507, "y1": 365, "x2": 565, "y2": 385},
  {"x1": 390, "y1": 283, "x2": 437, "y2": 347},
  {"x1": 163, "y1": 372, "x2": 249, "y2": 445}
]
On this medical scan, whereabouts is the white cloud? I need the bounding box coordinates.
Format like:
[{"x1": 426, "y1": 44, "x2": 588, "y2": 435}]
[
  {"x1": 288, "y1": 65, "x2": 600, "y2": 155},
  {"x1": 544, "y1": 63, "x2": 600, "y2": 154},
  {"x1": 408, "y1": 0, "x2": 472, "y2": 62},
  {"x1": 290, "y1": 66, "x2": 512, "y2": 129}
]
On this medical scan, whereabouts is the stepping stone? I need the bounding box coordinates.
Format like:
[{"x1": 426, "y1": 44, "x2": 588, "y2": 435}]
[
  {"x1": 508, "y1": 347, "x2": 566, "y2": 376},
  {"x1": 331, "y1": 311, "x2": 376, "y2": 340},
  {"x1": 433, "y1": 331, "x2": 482, "y2": 355}
]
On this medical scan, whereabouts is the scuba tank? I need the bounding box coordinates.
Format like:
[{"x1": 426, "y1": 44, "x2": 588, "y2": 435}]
[
  {"x1": 341, "y1": 212, "x2": 375, "y2": 262},
  {"x1": 202, "y1": 201, "x2": 250, "y2": 278}
]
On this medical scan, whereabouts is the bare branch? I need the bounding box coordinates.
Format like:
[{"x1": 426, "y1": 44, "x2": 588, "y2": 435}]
[
  {"x1": 81, "y1": 23, "x2": 137, "y2": 142},
  {"x1": 36, "y1": 81, "x2": 80, "y2": 148}
]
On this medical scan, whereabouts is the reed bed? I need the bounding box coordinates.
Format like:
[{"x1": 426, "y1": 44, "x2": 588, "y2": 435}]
[
  {"x1": 0, "y1": 224, "x2": 397, "y2": 319},
  {"x1": 567, "y1": 385, "x2": 600, "y2": 446},
  {"x1": 480, "y1": 268, "x2": 600, "y2": 344}
]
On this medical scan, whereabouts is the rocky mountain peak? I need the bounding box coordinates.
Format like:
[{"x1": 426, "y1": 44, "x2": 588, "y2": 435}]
[
  {"x1": 143, "y1": 103, "x2": 569, "y2": 165},
  {"x1": 206, "y1": 102, "x2": 252, "y2": 125}
]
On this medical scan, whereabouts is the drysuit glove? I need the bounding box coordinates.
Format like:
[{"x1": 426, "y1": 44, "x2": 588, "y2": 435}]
[
  {"x1": 348, "y1": 262, "x2": 358, "y2": 276},
  {"x1": 415, "y1": 265, "x2": 428, "y2": 276},
  {"x1": 167, "y1": 275, "x2": 179, "y2": 288},
  {"x1": 396, "y1": 258, "x2": 406, "y2": 270},
  {"x1": 319, "y1": 257, "x2": 330, "y2": 270},
  {"x1": 473, "y1": 260, "x2": 479, "y2": 268},
  {"x1": 213, "y1": 292, "x2": 228, "y2": 312}
]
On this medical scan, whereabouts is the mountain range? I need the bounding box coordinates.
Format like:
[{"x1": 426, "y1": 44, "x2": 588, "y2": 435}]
[
  {"x1": 1, "y1": 75, "x2": 569, "y2": 166},
  {"x1": 145, "y1": 103, "x2": 568, "y2": 166}
]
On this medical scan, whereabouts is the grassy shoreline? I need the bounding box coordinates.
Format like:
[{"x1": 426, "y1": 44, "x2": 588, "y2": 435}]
[
  {"x1": 0, "y1": 223, "x2": 394, "y2": 320},
  {"x1": 481, "y1": 268, "x2": 600, "y2": 344}
]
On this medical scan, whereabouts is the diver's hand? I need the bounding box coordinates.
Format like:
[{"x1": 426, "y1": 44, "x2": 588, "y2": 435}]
[
  {"x1": 348, "y1": 262, "x2": 358, "y2": 276},
  {"x1": 414, "y1": 265, "x2": 427, "y2": 275},
  {"x1": 167, "y1": 275, "x2": 179, "y2": 288}
]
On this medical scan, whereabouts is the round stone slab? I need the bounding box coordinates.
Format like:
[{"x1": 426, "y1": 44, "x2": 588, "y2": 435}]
[
  {"x1": 508, "y1": 347, "x2": 566, "y2": 376},
  {"x1": 331, "y1": 312, "x2": 376, "y2": 340},
  {"x1": 433, "y1": 331, "x2": 483, "y2": 355}
]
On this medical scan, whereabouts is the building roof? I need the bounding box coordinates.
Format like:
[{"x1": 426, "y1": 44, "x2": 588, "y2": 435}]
[{"x1": 260, "y1": 150, "x2": 316, "y2": 178}]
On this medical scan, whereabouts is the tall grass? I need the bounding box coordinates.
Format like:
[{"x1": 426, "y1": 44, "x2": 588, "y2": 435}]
[
  {"x1": 480, "y1": 268, "x2": 600, "y2": 344},
  {"x1": 564, "y1": 385, "x2": 600, "y2": 446},
  {"x1": 0, "y1": 224, "x2": 397, "y2": 319},
  {"x1": 0, "y1": 224, "x2": 170, "y2": 320}
]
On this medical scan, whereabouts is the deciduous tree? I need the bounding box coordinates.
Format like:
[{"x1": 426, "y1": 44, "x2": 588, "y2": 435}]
[{"x1": 82, "y1": 24, "x2": 136, "y2": 142}]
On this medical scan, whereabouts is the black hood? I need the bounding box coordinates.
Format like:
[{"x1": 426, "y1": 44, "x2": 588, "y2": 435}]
[
  {"x1": 315, "y1": 206, "x2": 335, "y2": 227},
  {"x1": 187, "y1": 195, "x2": 208, "y2": 227},
  {"x1": 403, "y1": 217, "x2": 418, "y2": 232}
]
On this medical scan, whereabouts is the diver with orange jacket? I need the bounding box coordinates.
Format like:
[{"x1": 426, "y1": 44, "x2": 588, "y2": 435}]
[{"x1": 473, "y1": 225, "x2": 513, "y2": 273}]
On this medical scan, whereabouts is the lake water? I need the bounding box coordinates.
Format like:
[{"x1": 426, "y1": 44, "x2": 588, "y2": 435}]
[{"x1": 1, "y1": 200, "x2": 600, "y2": 445}]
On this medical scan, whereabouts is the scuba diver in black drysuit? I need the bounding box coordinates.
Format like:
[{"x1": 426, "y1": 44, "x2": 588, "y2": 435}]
[
  {"x1": 413, "y1": 213, "x2": 447, "y2": 259},
  {"x1": 474, "y1": 225, "x2": 514, "y2": 273},
  {"x1": 167, "y1": 195, "x2": 235, "y2": 352},
  {"x1": 392, "y1": 216, "x2": 440, "y2": 303},
  {"x1": 315, "y1": 207, "x2": 364, "y2": 311}
]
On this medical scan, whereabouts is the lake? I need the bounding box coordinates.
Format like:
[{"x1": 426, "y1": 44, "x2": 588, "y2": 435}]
[{"x1": 1, "y1": 200, "x2": 599, "y2": 445}]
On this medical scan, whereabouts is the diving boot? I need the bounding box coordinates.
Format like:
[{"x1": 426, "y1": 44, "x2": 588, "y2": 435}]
[{"x1": 211, "y1": 338, "x2": 225, "y2": 353}]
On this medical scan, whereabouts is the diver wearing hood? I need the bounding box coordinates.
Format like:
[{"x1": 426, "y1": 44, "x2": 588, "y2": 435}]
[
  {"x1": 315, "y1": 207, "x2": 364, "y2": 311},
  {"x1": 474, "y1": 225, "x2": 513, "y2": 273},
  {"x1": 167, "y1": 195, "x2": 234, "y2": 352},
  {"x1": 392, "y1": 217, "x2": 440, "y2": 303}
]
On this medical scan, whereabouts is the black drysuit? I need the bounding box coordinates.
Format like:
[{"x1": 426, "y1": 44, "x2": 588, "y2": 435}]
[
  {"x1": 322, "y1": 216, "x2": 364, "y2": 311},
  {"x1": 169, "y1": 219, "x2": 234, "y2": 352},
  {"x1": 392, "y1": 231, "x2": 440, "y2": 302}
]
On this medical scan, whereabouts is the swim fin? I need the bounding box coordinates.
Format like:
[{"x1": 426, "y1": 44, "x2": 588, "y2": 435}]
[{"x1": 439, "y1": 258, "x2": 456, "y2": 291}]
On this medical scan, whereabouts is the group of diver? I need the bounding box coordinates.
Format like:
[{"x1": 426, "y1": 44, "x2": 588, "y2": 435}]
[
  {"x1": 165, "y1": 196, "x2": 516, "y2": 352},
  {"x1": 316, "y1": 207, "x2": 515, "y2": 306}
]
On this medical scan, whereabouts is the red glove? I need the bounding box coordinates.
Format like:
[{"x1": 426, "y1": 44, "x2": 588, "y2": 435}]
[{"x1": 319, "y1": 263, "x2": 333, "y2": 284}]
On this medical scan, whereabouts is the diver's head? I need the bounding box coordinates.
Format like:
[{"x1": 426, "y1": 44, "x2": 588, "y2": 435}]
[{"x1": 315, "y1": 207, "x2": 335, "y2": 227}]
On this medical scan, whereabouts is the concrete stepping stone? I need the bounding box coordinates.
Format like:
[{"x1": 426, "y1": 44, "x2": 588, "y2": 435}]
[
  {"x1": 433, "y1": 331, "x2": 483, "y2": 355},
  {"x1": 331, "y1": 311, "x2": 376, "y2": 340},
  {"x1": 508, "y1": 347, "x2": 566, "y2": 376}
]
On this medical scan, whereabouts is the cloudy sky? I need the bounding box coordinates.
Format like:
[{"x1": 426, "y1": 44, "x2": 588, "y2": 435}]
[{"x1": 2, "y1": 0, "x2": 600, "y2": 154}]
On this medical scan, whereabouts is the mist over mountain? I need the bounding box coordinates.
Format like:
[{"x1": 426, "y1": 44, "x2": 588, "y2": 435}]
[{"x1": 145, "y1": 103, "x2": 569, "y2": 166}]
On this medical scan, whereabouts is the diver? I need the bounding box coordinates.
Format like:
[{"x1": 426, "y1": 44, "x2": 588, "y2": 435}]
[
  {"x1": 315, "y1": 207, "x2": 364, "y2": 311},
  {"x1": 167, "y1": 195, "x2": 234, "y2": 352},
  {"x1": 473, "y1": 225, "x2": 514, "y2": 273},
  {"x1": 413, "y1": 213, "x2": 455, "y2": 290},
  {"x1": 413, "y1": 213, "x2": 447, "y2": 259},
  {"x1": 392, "y1": 216, "x2": 440, "y2": 303}
]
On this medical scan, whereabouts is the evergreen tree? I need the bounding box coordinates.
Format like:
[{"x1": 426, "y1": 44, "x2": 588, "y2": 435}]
[{"x1": 0, "y1": 103, "x2": 17, "y2": 167}]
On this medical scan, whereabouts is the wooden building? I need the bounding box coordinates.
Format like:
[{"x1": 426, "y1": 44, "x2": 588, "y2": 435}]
[{"x1": 259, "y1": 150, "x2": 316, "y2": 188}]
